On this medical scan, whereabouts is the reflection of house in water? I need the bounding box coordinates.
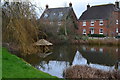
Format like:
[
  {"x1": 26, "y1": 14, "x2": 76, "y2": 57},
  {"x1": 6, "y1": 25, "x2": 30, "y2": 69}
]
[
  {"x1": 20, "y1": 45, "x2": 77, "y2": 78},
  {"x1": 78, "y1": 46, "x2": 118, "y2": 67},
  {"x1": 36, "y1": 61, "x2": 70, "y2": 78},
  {"x1": 73, "y1": 50, "x2": 117, "y2": 71},
  {"x1": 22, "y1": 45, "x2": 77, "y2": 66},
  {"x1": 20, "y1": 45, "x2": 120, "y2": 78}
]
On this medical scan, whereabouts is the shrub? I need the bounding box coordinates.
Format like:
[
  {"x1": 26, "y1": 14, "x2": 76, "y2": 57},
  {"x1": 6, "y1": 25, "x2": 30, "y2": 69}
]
[
  {"x1": 88, "y1": 34, "x2": 106, "y2": 37},
  {"x1": 115, "y1": 35, "x2": 120, "y2": 38}
]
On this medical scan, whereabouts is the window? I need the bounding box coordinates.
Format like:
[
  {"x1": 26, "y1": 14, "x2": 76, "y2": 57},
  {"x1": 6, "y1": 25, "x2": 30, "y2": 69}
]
[
  {"x1": 59, "y1": 12, "x2": 63, "y2": 17},
  {"x1": 50, "y1": 22, "x2": 53, "y2": 24},
  {"x1": 99, "y1": 20, "x2": 103, "y2": 26},
  {"x1": 116, "y1": 48, "x2": 118, "y2": 52},
  {"x1": 91, "y1": 20, "x2": 94, "y2": 26},
  {"x1": 91, "y1": 48, "x2": 95, "y2": 51},
  {"x1": 116, "y1": 20, "x2": 118, "y2": 24},
  {"x1": 116, "y1": 28, "x2": 118, "y2": 33},
  {"x1": 53, "y1": 13, "x2": 56, "y2": 15},
  {"x1": 99, "y1": 28, "x2": 103, "y2": 34},
  {"x1": 82, "y1": 46, "x2": 86, "y2": 51},
  {"x1": 44, "y1": 13, "x2": 48, "y2": 18},
  {"x1": 83, "y1": 21, "x2": 86, "y2": 26},
  {"x1": 99, "y1": 48, "x2": 103, "y2": 52},
  {"x1": 89, "y1": 27, "x2": 94, "y2": 34},
  {"x1": 83, "y1": 29, "x2": 86, "y2": 34},
  {"x1": 58, "y1": 22, "x2": 61, "y2": 26}
]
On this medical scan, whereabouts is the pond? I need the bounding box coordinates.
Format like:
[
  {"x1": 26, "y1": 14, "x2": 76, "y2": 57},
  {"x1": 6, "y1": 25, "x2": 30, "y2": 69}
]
[{"x1": 20, "y1": 45, "x2": 120, "y2": 78}]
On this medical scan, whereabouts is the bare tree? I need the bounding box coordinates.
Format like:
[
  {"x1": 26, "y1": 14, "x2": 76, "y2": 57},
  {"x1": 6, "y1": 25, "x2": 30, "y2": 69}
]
[
  {"x1": 2, "y1": 1, "x2": 42, "y2": 54},
  {"x1": 106, "y1": 11, "x2": 118, "y2": 37}
]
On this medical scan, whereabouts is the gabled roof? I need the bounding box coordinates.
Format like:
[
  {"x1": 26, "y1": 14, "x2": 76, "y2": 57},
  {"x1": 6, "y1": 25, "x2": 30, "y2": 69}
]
[
  {"x1": 79, "y1": 4, "x2": 118, "y2": 20},
  {"x1": 40, "y1": 7, "x2": 77, "y2": 21}
]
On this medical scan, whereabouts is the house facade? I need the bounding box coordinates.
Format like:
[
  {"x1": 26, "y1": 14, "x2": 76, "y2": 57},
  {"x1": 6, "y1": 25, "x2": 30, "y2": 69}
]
[
  {"x1": 78, "y1": 1, "x2": 120, "y2": 37},
  {"x1": 39, "y1": 3, "x2": 78, "y2": 36}
]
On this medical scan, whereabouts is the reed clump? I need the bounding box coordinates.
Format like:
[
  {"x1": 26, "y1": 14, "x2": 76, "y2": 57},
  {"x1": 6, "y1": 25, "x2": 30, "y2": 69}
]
[{"x1": 63, "y1": 65, "x2": 120, "y2": 79}]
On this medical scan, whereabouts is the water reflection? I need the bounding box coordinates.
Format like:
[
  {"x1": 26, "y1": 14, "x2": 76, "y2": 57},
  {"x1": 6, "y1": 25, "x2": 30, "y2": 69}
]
[
  {"x1": 72, "y1": 51, "x2": 87, "y2": 65},
  {"x1": 20, "y1": 45, "x2": 120, "y2": 78},
  {"x1": 36, "y1": 61, "x2": 70, "y2": 78}
]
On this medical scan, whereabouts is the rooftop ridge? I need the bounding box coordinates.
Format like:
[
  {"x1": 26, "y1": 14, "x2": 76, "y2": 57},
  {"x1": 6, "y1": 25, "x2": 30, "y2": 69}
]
[
  {"x1": 92, "y1": 3, "x2": 114, "y2": 7},
  {"x1": 47, "y1": 7, "x2": 70, "y2": 10}
]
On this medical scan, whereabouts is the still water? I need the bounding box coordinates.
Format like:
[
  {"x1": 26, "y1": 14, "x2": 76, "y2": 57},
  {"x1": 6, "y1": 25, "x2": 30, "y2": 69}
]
[{"x1": 20, "y1": 45, "x2": 120, "y2": 78}]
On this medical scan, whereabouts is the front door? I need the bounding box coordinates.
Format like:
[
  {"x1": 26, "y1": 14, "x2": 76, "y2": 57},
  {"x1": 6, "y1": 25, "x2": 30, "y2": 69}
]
[{"x1": 90, "y1": 28, "x2": 94, "y2": 34}]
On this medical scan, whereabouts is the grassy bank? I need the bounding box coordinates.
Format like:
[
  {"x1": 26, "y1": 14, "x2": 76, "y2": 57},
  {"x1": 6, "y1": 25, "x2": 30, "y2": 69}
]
[
  {"x1": 0, "y1": 48, "x2": 2, "y2": 80},
  {"x1": 2, "y1": 48, "x2": 57, "y2": 78}
]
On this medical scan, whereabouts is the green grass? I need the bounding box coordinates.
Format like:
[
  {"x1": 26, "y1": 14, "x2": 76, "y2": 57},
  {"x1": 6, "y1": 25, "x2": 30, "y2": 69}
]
[
  {"x1": 0, "y1": 48, "x2": 2, "y2": 79},
  {"x1": 2, "y1": 48, "x2": 57, "y2": 78}
]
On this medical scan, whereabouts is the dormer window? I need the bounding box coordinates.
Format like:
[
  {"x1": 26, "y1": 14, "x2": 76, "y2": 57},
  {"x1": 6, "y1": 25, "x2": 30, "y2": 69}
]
[
  {"x1": 44, "y1": 13, "x2": 48, "y2": 18},
  {"x1": 53, "y1": 13, "x2": 56, "y2": 15},
  {"x1": 59, "y1": 12, "x2": 63, "y2": 17},
  {"x1": 91, "y1": 20, "x2": 94, "y2": 26},
  {"x1": 99, "y1": 20, "x2": 103, "y2": 26},
  {"x1": 116, "y1": 20, "x2": 118, "y2": 24},
  {"x1": 83, "y1": 21, "x2": 86, "y2": 26}
]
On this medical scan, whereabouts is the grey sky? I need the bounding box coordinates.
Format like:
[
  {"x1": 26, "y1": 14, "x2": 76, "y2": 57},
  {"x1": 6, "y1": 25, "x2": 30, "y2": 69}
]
[
  {"x1": 1, "y1": 0, "x2": 118, "y2": 18},
  {"x1": 33, "y1": 0, "x2": 117, "y2": 18}
]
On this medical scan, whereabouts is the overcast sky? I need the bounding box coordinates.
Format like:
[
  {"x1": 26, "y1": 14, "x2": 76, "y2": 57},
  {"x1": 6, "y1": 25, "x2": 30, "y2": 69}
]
[
  {"x1": 2, "y1": 0, "x2": 118, "y2": 18},
  {"x1": 33, "y1": 0, "x2": 117, "y2": 19}
]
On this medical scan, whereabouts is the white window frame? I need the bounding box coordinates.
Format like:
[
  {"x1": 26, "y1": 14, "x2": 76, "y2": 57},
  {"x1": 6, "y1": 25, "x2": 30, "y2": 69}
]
[
  {"x1": 83, "y1": 21, "x2": 86, "y2": 26},
  {"x1": 99, "y1": 20, "x2": 103, "y2": 26},
  {"x1": 91, "y1": 20, "x2": 94, "y2": 26},
  {"x1": 99, "y1": 28, "x2": 103, "y2": 34},
  {"x1": 116, "y1": 20, "x2": 118, "y2": 24},
  {"x1": 116, "y1": 28, "x2": 118, "y2": 33},
  {"x1": 59, "y1": 12, "x2": 63, "y2": 17},
  {"x1": 83, "y1": 29, "x2": 86, "y2": 34},
  {"x1": 90, "y1": 27, "x2": 94, "y2": 34}
]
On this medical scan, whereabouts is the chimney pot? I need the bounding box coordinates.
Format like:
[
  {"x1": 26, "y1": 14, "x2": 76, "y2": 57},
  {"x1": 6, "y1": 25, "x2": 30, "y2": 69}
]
[
  {"x1": 69, "y1": 2, "x2": 72, "y2": 7},
  {"x1": 87, "y1": 4, "x2": 90, "y2": 9},
  {"x1": 46, "y1": 4, "x2": 49, "y2": 9},
  {"x1": 115, "y1": 1, "x2": 119, "y2": 8}
]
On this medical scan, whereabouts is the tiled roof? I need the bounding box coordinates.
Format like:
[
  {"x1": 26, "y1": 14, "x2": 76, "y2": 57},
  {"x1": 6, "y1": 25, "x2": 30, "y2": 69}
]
[
  {"x1": 40, "y1": 7, "x2": 74, "y2": 21},
  {"x1": 79, "y1": 4, "x2": 118, "y2": 20}
]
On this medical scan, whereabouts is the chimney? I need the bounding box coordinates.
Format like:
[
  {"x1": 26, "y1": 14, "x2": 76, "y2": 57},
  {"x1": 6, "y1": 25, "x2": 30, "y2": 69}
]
[
  {"x1": 46, "y1": 4, "x2": 49, "y2": 9},
  {"x1": 87, "y1": 4, "x2": 90, "y2": 9},
  {"x1": 115, "y1": 1, "x2": 119, "y2": 8},
  {"x1": 69, "y1": 2, "x2": 72, "y2": 7}
]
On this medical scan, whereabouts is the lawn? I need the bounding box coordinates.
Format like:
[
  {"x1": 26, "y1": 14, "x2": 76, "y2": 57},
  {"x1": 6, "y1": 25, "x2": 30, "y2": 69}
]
[
  {"x1": 0, "y1": 48, "x2": 2, "y2": 80},
  {"x1": 2, "y1": 48, "x2": 57, "y2": 78}
]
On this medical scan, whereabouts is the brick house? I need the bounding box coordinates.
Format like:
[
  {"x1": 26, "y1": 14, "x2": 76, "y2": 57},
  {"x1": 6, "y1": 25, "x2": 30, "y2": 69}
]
[
  {"x1": 39, "y1": 3, "x2": 78, "y2": 36},
  {"x1": 78, "y1": 1, "x2": 120, "y2": 37}
]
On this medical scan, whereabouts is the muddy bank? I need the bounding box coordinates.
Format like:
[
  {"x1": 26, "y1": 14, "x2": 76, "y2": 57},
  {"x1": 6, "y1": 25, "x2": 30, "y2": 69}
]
[{"x1": 63, "y1": 65, "x2": 120, "y2": 79}]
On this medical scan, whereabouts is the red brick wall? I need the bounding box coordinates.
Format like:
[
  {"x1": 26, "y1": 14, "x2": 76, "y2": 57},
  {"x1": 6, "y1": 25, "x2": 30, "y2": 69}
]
[
  {"x1": 78, "y1": 20, "x2": 108, "y2": 35},
  {"x1": 78, "y1": 19, "x2": 118, "y2": 36}
]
